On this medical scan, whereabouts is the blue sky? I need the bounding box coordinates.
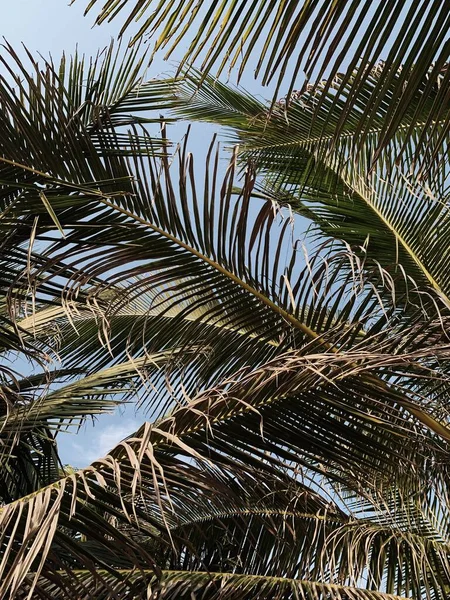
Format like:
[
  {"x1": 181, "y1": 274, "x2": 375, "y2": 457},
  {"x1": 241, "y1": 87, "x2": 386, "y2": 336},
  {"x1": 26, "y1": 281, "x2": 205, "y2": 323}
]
[{"x1": 5, "y1": 2, "x2": 119, "y2": 58}]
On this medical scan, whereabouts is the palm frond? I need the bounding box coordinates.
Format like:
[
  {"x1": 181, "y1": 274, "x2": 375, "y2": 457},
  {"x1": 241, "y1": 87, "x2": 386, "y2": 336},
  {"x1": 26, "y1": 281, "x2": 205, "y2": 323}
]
[
  {"x1": 0, "y1": 42, "x2": 170, "y2": 370},
  {"x1": 165, "y1": 68, "x2": 450, "y2": 306},
  {"x1": 25, "y1": 568, "x2": 412, "y2": 599},
  {"x1": 153, "y1": 498, "x2": 450, "y2": 597},
  {"x1": 77, "y1": 0, "x2": 450, "y2": 172},
  {"x1": 0, "y1": 353, "x2": 179, "y2": 504},
  {"x1": 17, "y1": 127, "x2": 450, "y2": 435},
  {"x1": 4, "y1": 50, "x2": 450, "y2": 453},
  {"x1": 4, "y1": 330, "x2": 450, "y2": 596},
  {"x1": 2, "y1": 39, "x2": 450, "y2": 600}
]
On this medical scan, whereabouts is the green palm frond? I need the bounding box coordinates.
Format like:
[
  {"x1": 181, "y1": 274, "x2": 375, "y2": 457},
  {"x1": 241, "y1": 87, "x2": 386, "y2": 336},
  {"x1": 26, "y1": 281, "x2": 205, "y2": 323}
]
[
  {"x1": 164, "y1": 68, "x2": 450, "y2": 306},
  {"x1": 0, "y1": 353, "x2": 176, "y2": 436},
  {"x1": 153, "y1": 497, "x2": 450, "y2": 595},
  {"x1": 76, "y1": 0, "x2": 450, "y2": 174},
  {"x1": 0, "y1": 245, "x2": 91, "y2": 365},
  {"x1": 0, "y1": 42, "x2": 171, "y2": 369},
  {"x1": 14, "y1": 125, "x2": 450, "y2": 436},
  {"x1": 1, "y1": 40, "x2": 171, "y2": 160},
  {"x1": 3, "y1": 39, "x2": 450, "y2": 476},
  {"x1": 0, "y1": 425, "x2": 60, "y2": 504},
  {"x1": 2, "y1": 34, "x2": 450, "y2": 600}
]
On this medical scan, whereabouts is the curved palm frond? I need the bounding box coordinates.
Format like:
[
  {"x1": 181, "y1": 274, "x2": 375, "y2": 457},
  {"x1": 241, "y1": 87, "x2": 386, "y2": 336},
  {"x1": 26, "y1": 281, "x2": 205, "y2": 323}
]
[
  {"x1": 24, "y1": 569, "x2": 413, "y2": 599},
  {"x1": 0, "y1": 350, "x2": 186, "y2": 505},
  {"x1": 3, "y1": 39, "x2": 450, "y2": 490},
  {"x1": 0, "y1": 41, "x2": 180, "y2": 380},
  {"x1": 153, "y1": 498, "x2": 450, "y2": 597},
  {"x1": 4, "y1": 330, "x2": 450, "y2": 597},
  {"x1": 163, "y1": 68, "x2": 450, "y2": 307},
  {"x1": 2, "y1": 35, "x2": 450, "y2": 600},
  {"x1": 76, "y1": 0, "x2": 450, "y2": 174},
  {"x1": 16, "y1": 124, "x2": 450, "y2": 439}
]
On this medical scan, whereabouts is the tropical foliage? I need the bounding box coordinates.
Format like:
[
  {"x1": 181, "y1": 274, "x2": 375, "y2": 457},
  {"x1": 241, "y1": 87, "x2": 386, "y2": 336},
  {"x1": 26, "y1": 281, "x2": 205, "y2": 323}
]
[{"x1": 0, "y1": 1, "x2": 449, "y2": 598}]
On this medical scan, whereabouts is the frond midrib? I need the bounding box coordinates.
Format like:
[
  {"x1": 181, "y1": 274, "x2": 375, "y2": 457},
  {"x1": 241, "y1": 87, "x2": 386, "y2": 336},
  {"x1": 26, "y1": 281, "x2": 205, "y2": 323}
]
[
  {"x1": 241, "y1": 120, "x2": 450, "y2": 306},
  {"x1": 240, "y1": 116, "x2": 448, "y2": 152},
  {"x1": 63, "y1": 568, "x2": 411, "y2": 599},
  {"x1": 96, "y1": 195, "x2": 324, "y2": 342}
]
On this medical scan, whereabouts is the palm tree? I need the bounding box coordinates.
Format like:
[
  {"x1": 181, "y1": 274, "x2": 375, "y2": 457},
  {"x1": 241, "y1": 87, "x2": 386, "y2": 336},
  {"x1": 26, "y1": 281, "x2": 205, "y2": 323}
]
[{"x1": 0, "y1": 1, "x2": 450, "y2": 598}]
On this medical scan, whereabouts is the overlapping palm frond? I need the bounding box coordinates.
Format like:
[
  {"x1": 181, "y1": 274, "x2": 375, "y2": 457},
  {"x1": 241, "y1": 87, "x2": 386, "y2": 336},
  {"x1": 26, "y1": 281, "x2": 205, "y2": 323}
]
[
  {"x1": 76, "y1": 0, "x2": 450, "y2": 176},
  {"x1": 2, "y1": 86, "x2": 450, "y2": 584},
  {"x1": 14, "y1": 115, "x2": 450, "y2": 436},
  {"x1": 1, "y1": 301, "x2": 189, "y2": 504},
  {"x1": 0, "y1": 46, "x2": 357, "y2": 420},
  {"x1": 162, "y1": 67, "x2": 450, "y2": 307},
  {"x1": 0, "y1": 42, "x2": 169, "y2": 510},
  {"x1": 4, "y1": 131, "x2": 450, "y2": 595},
  {"x1": 22, "y1": 570, "x2": 417, "y2": 600},
  {"x1": 4, "y1": 326, "x2": 450, "y2": 597},
  {"x1": 0, "y1": 41, "x2": 153, "y2": 336}
]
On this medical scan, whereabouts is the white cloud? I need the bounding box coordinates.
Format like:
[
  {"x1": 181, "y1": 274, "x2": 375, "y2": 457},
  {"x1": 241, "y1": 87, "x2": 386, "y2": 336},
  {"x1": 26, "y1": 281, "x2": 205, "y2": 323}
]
[
  {"x1": 97, "y1": 422, "x2": 139, "y2": 457},
  {"x1": 69, "y1": 419, "x2": 141, "y2": 465}
]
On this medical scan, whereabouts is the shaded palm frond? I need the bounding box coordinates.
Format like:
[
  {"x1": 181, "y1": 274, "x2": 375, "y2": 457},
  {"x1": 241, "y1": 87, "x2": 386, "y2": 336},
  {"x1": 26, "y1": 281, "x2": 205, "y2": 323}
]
[
  {"x1": 0, "y1": 352, "x2": 182, "y2": 503},
  {"x1": 0, "y1": 42, "x2": 176, "y2": 373},
  {"x1": 4, "y1": 46, "x2": 450, "y2": 462},
  {"x1": 17, "y1": 131, "x2": 450, "y2": 430},
  {"x1": 4, "y1": 331, "x2": 450, "y2": 596},
  {"x1": 2, "y1": 39, "x2": 450, "y2": 600},
  {"x1": 151, "y1": 497, "x2": 450, "y2": 597},
  {"x1": 21, "y1": 568, "x2": 414, "y2": 599}
]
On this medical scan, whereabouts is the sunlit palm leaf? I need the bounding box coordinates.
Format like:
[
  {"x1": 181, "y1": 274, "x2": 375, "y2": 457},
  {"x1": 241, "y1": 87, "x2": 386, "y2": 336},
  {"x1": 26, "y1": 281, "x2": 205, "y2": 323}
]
[
  {"x1": 165, "y1": 69, "x2": 450, "y2": 307},
  {"x1": 77, "y1": 0, "x2": 450, "y2": 174}
]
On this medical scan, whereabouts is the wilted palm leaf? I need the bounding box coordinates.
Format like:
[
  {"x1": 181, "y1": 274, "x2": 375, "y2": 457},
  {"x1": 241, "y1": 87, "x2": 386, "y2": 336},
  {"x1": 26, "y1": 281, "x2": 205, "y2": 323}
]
[{"x1": 4, "y1": 329, "x2": 450, "y2": 596}]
